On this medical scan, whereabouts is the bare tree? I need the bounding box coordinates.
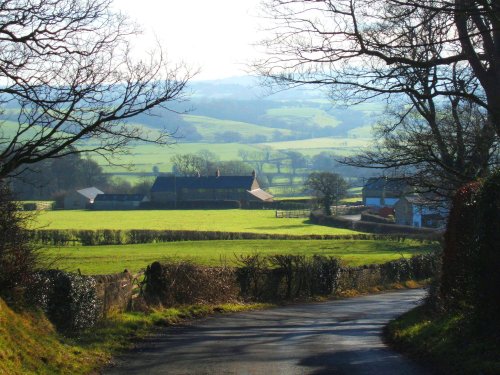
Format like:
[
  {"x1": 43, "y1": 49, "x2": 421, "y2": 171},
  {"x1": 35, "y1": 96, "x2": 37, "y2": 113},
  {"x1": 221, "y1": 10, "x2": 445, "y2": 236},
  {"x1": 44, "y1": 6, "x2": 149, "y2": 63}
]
[
  {"x1": 0, "y1": 0, "x2": 194, "y2": 179},
  {"x1": 256, "y1": 0, "x2": 500, "y2": 195},
  {"x1": 345, "y1": 62, "x2": 499, "y2": 198},
  {"x1": 171, "y1": 154, "x2": 205, "y2": 176},
  {"x1": 256, "y1": 0, "x2": 500, "y2": 137}
]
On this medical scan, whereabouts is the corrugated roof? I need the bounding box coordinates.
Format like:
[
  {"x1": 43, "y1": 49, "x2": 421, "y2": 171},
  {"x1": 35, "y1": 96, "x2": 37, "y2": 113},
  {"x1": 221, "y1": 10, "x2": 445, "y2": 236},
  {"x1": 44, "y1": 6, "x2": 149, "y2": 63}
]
[
  {"x1": 151, "y1": 176, "x2": 256, "y2": 192},
  {"x1": 94, "y1": 194, "x2": 145, "y2": 202},
  {"x1": 76, "y1": 187, "x2": 104, "y2": 200},
  {"x1": 247, "y1": 188, "x2": 274, "y2": 202}
]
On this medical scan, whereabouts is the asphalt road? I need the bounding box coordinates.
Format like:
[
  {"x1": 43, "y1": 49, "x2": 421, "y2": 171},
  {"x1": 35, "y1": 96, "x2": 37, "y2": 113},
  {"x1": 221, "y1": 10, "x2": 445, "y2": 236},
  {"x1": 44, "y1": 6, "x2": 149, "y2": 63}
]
[{"x1": 104, "y1": 289, "x2": 430, "y2": 375}]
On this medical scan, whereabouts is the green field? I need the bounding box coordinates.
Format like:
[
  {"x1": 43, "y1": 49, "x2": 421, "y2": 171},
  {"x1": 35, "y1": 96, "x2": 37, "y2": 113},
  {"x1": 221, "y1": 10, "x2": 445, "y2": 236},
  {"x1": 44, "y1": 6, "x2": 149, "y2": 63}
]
[
  {"x1": 182, "y1": 114, "x2": 293, "y2": 141},
  {"x1": 264, "y1": 107, "x2": 341, "y2": 128},
  {"x1": 34, "y1": 209, "x2": 360, "y2": 235},
  {"x1": 42, "y1": 239, "x2": 436, "y2": 275}
]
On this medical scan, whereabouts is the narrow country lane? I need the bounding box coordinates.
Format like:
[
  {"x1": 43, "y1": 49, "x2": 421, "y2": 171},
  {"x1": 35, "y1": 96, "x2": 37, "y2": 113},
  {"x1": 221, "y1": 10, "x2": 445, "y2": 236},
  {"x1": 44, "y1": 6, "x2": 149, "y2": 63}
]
[{"x1": 104, "y1": 289, "x2": 431, "y2": 375}]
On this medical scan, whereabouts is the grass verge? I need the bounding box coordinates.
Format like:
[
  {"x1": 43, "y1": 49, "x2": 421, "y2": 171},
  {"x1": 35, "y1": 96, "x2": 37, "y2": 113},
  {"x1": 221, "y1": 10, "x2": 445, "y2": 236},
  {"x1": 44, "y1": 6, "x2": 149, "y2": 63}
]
[
  {"x1": 385, "y1": 305, "x2": 500, "y2": 375},
  {"x1": 0, "y1": 299, "x2": 270, "y2": 375}
]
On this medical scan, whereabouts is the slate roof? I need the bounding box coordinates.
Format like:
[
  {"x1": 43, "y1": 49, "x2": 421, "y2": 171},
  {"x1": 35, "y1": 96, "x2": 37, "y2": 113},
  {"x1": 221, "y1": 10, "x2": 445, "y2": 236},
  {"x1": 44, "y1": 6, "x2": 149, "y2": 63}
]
[
  {"x1": 94, "y1": 194, "x2": 145, "y2": 202},
  {"x1": 76, "y1": 187, "x2": 104, "y2": 200},
  {"x1": 151, "y1": 176, "x2": 256, "y2": 193},
  {"x1": 363, "y1": 177, "x2": 410, "y2": 193}
]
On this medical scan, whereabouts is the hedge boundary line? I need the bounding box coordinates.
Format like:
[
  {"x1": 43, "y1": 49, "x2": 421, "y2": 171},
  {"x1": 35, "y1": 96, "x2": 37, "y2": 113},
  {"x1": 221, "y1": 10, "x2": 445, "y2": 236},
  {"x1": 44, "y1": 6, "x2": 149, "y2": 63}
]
[{"x1": 28, "y1": 228, "x2": 436, "y2": 246}]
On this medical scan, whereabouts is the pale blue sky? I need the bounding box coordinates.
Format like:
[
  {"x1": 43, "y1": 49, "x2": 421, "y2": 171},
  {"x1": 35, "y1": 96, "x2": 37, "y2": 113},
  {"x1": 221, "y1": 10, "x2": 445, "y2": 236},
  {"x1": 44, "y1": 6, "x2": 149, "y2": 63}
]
[{"x1": 117, "y1": 0, "x2": 264, "y2": 80}]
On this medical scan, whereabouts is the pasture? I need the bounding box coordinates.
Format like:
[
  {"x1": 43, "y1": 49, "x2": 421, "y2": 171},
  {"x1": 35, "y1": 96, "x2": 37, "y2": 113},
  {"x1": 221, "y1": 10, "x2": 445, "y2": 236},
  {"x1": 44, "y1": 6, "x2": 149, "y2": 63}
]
[
  {"x1": 42, "y1": 239, "x2": 437, "y2": 275},
  {"x1": 182, "y1": 114, "x2": 293, "y2": 141},
  {"x1": 34, "y1": 209, "x2": 361, "y2": 235}
]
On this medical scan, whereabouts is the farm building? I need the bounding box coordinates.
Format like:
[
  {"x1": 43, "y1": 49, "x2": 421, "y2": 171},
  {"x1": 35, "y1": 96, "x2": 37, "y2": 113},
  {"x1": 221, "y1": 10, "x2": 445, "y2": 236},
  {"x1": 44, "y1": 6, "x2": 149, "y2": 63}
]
[
  {"x1": 92, "y1": 194, "x2": 147, "y2": 210},
  {"x1": 394, "y1": 195, "x2": 447, "y2": 228},
  {"x1": 150, "y1": 171, "x2": 273, "y2": 204},
  {"x1": 362, "y1": 177, "x2": 412, "y2": 208},
  {"x1": 63, "y1": 187, "x2": 104, "y2": 209}
]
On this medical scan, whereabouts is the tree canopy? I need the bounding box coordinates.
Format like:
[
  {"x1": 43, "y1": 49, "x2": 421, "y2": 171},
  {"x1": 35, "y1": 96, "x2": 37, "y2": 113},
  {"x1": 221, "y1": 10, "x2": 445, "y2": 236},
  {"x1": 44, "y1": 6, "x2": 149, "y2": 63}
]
[{"x1": 305, "y1": 172, "x2": 348, "y2": 215}]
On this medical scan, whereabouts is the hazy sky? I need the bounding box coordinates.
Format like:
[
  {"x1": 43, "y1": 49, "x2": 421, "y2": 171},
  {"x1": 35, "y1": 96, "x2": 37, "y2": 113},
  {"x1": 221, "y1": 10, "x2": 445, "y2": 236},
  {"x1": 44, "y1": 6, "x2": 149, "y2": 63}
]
[{"x1": 117, "y1": 0, "x2": 265, "y2": 80}]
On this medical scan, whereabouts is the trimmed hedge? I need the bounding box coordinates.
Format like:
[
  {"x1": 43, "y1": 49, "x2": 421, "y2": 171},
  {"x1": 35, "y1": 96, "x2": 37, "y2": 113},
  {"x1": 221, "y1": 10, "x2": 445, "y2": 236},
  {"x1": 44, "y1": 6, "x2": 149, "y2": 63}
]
[
  {"x1": 28, "y1": 228, "x2": 427, "y2": 246},
  {"x1": 361, "y1": 211, "x2": 395, "y2": 224},
  {"x1": 140, "y1": 200, "x2": 241, "y2": 210}
]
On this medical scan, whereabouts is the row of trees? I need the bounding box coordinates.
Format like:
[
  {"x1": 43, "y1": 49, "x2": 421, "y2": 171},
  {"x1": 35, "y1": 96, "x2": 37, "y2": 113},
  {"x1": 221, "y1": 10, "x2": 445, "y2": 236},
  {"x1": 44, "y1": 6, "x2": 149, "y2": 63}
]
[{"x1": 10, "y1": 152, "x2": 154, "y2": 201}]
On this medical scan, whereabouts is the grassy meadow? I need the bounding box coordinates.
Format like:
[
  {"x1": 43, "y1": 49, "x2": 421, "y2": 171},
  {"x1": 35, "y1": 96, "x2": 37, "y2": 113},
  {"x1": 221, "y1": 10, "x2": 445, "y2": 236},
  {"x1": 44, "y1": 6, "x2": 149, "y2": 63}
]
[
  {"x1": 33, "y1": 209, "x2": 439, "y2": 275},
  {"x1": 34, "y1": 209, "x2": 360, "y2": 235},
  {"x1": 42, "y1": 239, "x2": 437, "y2": 275},
  {"x1": 182, "y1": 114, "x2": 293, "y2": 141}
]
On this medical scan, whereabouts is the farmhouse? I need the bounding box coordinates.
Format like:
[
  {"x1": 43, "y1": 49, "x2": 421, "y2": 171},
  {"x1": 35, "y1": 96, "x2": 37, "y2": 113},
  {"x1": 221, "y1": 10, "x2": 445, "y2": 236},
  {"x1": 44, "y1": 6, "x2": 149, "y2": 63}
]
[
  {"x1": 63, "y1": 187, "x2": 104, "y2": 209},
  {"x1": 394, "y1": 195, "x2": 447, "y2": 228},
  {"x1": 362, "y1": 177, "x2": 412, "y2": 208},
  {"x1": 92, "y1": 194, "x2": 147, "y2": 210},
  {"x1": 150, "y1": 171, "x2": 273, "y2": 204}
]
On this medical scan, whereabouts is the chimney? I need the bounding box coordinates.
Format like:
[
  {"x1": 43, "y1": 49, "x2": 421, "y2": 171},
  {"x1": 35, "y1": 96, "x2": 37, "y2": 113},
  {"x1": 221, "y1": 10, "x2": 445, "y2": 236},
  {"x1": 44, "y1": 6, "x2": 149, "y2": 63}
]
[{"x1": 215, "y1": 169, "x2": 220, "y2": 178}]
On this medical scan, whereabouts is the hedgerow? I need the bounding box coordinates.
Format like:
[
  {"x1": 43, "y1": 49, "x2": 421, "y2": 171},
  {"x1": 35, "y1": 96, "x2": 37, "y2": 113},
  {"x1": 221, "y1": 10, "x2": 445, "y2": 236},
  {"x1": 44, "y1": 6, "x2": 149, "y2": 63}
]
[{"x1": 28, "y1": 228, "x2": 434, "y2": 246}]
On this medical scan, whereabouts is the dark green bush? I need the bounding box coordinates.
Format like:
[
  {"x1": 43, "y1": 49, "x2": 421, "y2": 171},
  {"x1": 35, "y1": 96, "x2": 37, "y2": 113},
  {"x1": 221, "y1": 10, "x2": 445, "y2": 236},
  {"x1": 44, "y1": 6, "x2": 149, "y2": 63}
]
[
  {"x1": 0, "y1": 185, "x2": 39, "y2": 299},
  {"x1": 475, "y1": 170, "x2": 500, "y2": 333},
  {"x1": 28, "y1": 270, "x2": 101, "y2": 332},
  {"x1": 440, "y1": 181, "x2": 482, "y2": 310}
]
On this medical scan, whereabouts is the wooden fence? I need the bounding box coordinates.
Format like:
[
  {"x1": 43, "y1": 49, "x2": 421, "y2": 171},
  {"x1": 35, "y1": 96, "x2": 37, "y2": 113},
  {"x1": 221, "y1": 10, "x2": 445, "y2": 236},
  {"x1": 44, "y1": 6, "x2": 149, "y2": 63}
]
[{"x1": 275, "y1": 209, "x2": 311, "y2": 218}]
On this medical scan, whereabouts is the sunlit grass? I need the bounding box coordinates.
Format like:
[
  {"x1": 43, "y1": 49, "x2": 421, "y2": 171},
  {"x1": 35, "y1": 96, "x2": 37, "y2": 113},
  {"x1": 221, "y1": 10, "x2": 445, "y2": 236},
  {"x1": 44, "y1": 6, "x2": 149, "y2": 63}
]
[
  {"x1": 34, "y1": 209, "x2": 361, "y2": 235},
  {"x1": 386, "y1": 306, "x2": 500, "y2": 375},
  {"x1": 41, "y1": 239, "x2": 437, "y2": 275}
]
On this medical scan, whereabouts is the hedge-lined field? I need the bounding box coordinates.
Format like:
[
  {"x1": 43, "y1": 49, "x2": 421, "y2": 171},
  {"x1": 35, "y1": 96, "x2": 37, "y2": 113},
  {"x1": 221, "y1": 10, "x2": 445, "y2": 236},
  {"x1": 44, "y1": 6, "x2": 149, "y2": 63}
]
[
  {"x1": 34, "y1": 210, "x2": 361, "y2": 235},
  {"x1": 42, "y1": 239, "x2": 438, "y2": 275}
]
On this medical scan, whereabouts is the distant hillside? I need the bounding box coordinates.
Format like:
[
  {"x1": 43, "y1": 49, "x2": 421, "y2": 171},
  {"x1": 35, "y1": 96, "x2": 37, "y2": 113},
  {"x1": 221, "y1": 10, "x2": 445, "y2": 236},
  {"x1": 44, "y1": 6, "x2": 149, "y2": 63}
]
[{"x1": 127, "y1": 76, "x2": 382, "y2": 143}]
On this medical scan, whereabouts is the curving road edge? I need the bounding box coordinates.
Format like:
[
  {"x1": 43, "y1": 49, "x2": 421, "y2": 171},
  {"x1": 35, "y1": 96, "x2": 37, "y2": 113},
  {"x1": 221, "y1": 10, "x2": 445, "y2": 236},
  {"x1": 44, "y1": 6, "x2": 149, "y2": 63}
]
[{"x1": 104, "y1": 289, "x2": 430, "y2": 375}]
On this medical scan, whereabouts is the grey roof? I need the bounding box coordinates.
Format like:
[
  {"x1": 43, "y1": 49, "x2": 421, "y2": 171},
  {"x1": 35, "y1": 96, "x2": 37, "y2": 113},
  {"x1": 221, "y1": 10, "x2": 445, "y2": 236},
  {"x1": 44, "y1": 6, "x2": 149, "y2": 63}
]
[
  {"x1": 76, "y1": 187, "x2": 104, "y2": 200},
  {"x1": 94, "y1": 194, "x2": 145, "y2": 202},
  {"x1": 363, "y1": 177, "x2": 410, "y2": 192},
  {"x1": 151, "y1": 175, "x2": 256, "y2": 193}
]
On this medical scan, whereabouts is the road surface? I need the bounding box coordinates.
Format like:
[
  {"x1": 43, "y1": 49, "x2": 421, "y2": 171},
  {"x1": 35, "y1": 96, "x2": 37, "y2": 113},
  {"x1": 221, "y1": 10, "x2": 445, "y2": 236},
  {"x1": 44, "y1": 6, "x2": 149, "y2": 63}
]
[{"x1": 105, "y1": 289, "x2": 431, "y2": 375}]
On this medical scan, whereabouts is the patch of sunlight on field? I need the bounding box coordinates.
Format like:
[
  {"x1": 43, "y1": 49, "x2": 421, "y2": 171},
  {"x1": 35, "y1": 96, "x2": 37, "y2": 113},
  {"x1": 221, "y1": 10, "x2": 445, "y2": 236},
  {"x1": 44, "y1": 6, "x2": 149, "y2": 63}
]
[
  {"x1": 34, "y1": 209, "x2": 360, "y2": 235},
  {"x1": 42, "y1": 239, "x2": 437, "y2": 275},
  {"x1": 262, "y1": 137, "x2": 371, "y2": 151}
]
